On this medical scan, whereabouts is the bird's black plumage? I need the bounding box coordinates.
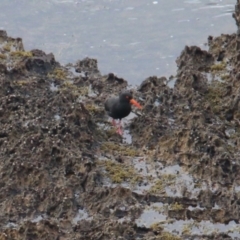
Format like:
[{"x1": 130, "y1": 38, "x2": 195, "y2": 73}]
[{"x1": 104, "y1": 91, "x2": 133, "y2": 120}]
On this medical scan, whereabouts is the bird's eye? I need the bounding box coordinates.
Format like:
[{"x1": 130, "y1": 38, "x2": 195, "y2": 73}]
[{"x1": 126, "y1": 96, "x2": 129, "y2": 99}]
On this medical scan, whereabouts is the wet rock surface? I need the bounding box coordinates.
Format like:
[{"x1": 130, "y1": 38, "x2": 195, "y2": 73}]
[{"x1": 1, "y1": 2, "x2": 240, "y2": 239}]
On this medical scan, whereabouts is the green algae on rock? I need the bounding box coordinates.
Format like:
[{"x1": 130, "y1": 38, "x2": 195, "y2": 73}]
[
  {"x1": 98, "y1": 160, "x2": 142, "y2": 184},
  {"x1": 2, "y1": 1, "x2": 240, "y2": 238}
]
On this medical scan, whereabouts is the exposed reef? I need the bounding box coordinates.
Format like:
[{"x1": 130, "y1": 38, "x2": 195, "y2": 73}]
[{"x1": 1, "y1": 1, "x2": 240, "y2": 239}]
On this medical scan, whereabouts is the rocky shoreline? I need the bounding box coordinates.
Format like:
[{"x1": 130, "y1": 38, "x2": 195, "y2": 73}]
[{"x1": 1, "y1": 1, "x2": 240, "y2": 239}]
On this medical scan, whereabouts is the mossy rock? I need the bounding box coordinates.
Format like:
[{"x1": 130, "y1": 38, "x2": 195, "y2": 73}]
[
  {"x1": 150, "y1": 222, "x2": 164, "y2": 233},
  {"x1": 205, "y1": 81, "x2": 227, "y2": 114},
  {"x1": 85, "y1": 104, "x2": 102, "y2": 114},
  {"x1": 98, "y1": 160, "x2": 142, "y2": 183},
  {"x1": 14, "y1": 80, "x2": 29, "y2": 86},
  {"x1": 169, "y1": 202, "x2": 183, "y2": 210},
  {"x1": 3, "y1": 43, "x2": 11, "y2": 52},
  {"x1": 150, "y1": 174, "x2": 176, "y2": 194},
  {"x1": 100, "y1": 142, "x2": 138, "y2": 157},
  {"x1": 10, "y1": 51, "x2": 33, "y2": 58},
  {"x1": 155, "y1": 232, "x2": 181, "y2": 240},
  {"x1": 210, "y1": 62, "x2": 226, "y2": 72},
  {"x1": 49, "y1": 68, "x2": 67, "y2": 80},
  {"x1": 0, "y1": 53, "x2": 7, "y2": 59},
  {"x1": 220, "y1": 74, "x2": 230, "y2": 81}
]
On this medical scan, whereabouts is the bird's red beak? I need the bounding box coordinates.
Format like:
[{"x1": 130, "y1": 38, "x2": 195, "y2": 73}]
[{"x1": 130, "y1": 99, "x2": 142, "y2": 109}]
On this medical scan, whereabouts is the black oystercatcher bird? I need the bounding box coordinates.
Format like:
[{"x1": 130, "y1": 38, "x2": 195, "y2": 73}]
[{"x1": 104, "y1": 91, "x2": 142, "y2": 135}]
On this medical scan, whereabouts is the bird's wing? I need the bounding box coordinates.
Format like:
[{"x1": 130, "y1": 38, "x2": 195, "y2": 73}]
[{"x1": 104, "y1": 96, "x2": 117, "y2": 112}]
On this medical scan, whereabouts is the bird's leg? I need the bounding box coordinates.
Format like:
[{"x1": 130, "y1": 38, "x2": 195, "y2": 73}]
[
  {"x1": 111, "y1": 118, "x2": 117, "y2": 126},
  {"x1": 110, "y1": 119, "x2": 123, "y2": 135},
  {"x1": 116, "y1": 120, "x2": 123, "y2": 135}
]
